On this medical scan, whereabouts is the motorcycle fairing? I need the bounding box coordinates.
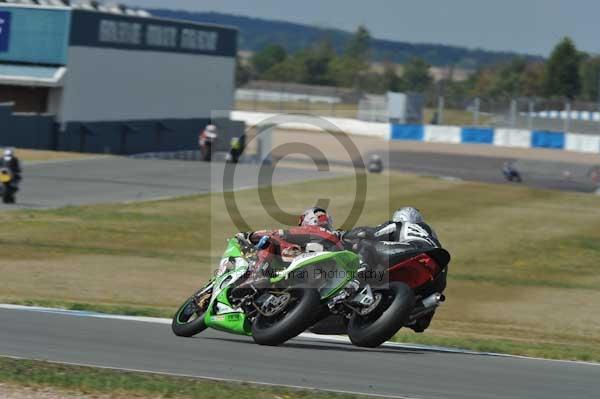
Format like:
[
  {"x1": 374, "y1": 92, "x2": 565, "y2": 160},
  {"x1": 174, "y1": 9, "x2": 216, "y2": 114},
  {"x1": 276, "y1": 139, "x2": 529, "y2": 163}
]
[
  {"x1": 270, "y1": 250, "x2": 359, "y2": 299},
  {"x1": 203, "y1": 240, "x2": 252, "y2": 335}
]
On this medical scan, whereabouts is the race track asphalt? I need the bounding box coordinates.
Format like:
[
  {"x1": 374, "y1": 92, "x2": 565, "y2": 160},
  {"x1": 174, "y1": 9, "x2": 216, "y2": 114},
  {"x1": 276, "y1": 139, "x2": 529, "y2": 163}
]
[
  {"x1": 2, "y1": 149, "x2": 597, "y2": 212},
  {"x1": 0, "y1": 157, "x2": 343, "y2": 210},
  {"x1": 380, "y1": 151, "x2": 598, "y2": 193},
  {"x1": 0, "y1": 307, "x2": 597, "y2": 399}
]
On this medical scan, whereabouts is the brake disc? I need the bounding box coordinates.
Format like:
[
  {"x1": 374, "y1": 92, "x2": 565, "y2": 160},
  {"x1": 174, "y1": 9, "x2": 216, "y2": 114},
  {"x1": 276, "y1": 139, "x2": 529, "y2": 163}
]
[
  {"x1": 257, "y1": 292, "x2": 292, "y2": 317},
  {"x1": 357, "y1": 293, "x2": 382, "y2": 316}
]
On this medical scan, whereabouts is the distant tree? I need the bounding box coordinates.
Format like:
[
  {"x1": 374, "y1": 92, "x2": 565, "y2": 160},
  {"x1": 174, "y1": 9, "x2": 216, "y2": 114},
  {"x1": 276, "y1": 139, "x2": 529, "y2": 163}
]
[
  {"x1": 492, "y1": 58, "x2": 527, "y2": 97},
  {"x1": 382, "y1": 62, "x2": 405, "y2": 92},
  {"x1": 580, "y1": 56, "x2": 600, "y2": 102},
  {"x1": 520, "y1": 62, "x2": 545, "y2": 98},
  {"x1": 262, "y1": 58, "x2": 305, "y2": 83},
  {"x1": 251, "y1": 44, "x2": 287, "y2": 75},
  {"x1": 403, "y1": 58, "x2": 432, "y2": 92},
  {"x1": 345, "y1": 25, "x2": 371, "y2": 62},
  {"x1": 302, "y1": 41, "x2": 336, "y2": 85},
  {"x1": 543, "y1": 37, "x2": 582, "y2": 99},
  {"x1": 468, "y1": 68, "x2": 496, "y2": 98},
  {"x1": 325, "y1": 26, "x2": 374, "y2": 89}
]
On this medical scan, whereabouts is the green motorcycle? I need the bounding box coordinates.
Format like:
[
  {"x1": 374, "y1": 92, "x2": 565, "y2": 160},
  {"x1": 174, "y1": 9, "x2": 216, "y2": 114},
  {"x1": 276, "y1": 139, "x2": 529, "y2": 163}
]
[
  {"x1": 172, "y1": 236, "x2": 415, "y2": 347},
  {"x1": 172, "y1": 237, "x2": 359, "y2": 345}
]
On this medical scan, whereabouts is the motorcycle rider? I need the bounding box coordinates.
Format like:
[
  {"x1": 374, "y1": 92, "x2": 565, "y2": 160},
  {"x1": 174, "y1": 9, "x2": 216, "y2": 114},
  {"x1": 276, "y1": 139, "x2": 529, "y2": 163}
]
[
  {"x1": 199, "y1": 124, "x2": 218, "y2": 161},
  {"x1": 344, "y1": 207, "x2": 445, "y2": 333},
  {"x1": 1, "y1": 149, "x2": 22, "y2": 182},
  {"x1": 227, "y1": 207, "x2": 343, "y2": 296},
  {"x1": 239, "y1": 207, "x2": 342, "y2": 263},
  {"x1": 373, "y1": 207, "x2": 441, "y2": 247},
  {"x1": 1, "y1": 149, "x2": 22, "y2": 204}
]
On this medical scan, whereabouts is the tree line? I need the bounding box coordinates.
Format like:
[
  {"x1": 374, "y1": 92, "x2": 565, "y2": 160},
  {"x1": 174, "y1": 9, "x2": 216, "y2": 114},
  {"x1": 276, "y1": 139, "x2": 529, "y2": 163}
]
[{"x1": 237, "y1": 27, "x2": 600, "y2": 104}]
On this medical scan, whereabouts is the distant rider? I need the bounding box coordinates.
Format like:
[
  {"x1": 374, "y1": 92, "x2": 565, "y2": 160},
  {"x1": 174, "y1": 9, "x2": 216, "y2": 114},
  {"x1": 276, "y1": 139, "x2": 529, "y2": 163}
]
[
  {"x1": 199, "y1": 124, "x2": 219, "y2": 161},
  {"x1": 1, "y1": 148, "x2": 22, "y2": 184}
]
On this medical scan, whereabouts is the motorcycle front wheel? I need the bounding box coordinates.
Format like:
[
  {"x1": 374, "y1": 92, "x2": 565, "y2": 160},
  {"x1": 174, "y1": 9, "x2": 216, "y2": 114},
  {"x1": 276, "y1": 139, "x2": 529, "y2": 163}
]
[
  {"x1": 347, "y1": 282, "x2": 415, "y2": 348},
  {"x1": 252, "y1": 288, "x2": 321, "y2": 346},
  {"x1": 171, "y1": 289, "x2": 212, "y2": 337}
]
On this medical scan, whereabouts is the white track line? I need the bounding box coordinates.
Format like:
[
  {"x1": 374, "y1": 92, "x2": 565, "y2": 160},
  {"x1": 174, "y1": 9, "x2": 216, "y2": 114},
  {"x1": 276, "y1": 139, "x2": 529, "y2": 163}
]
[{"x1": 1, "y1": 304, "x2": 598, "y2": 367}]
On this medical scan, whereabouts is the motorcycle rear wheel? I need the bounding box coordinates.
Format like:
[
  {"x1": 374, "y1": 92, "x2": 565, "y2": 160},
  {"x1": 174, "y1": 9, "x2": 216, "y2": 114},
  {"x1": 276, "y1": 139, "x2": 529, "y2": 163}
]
[
  {"x1": 252, "y1": 289, "x2": 321, "y2": 346},
  {"x1": 347, "y1": 282, "x2": 415, "y2": 348}
]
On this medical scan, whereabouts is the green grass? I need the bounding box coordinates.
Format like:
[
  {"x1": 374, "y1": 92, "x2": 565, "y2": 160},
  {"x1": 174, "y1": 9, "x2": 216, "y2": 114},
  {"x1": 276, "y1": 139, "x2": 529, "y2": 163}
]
[
  {"x1": 1, "y1": 173, "x2": 600, "y2": 362},
  {"x1": 0, "y1": 357, "x2": 369, "y2": 399}
]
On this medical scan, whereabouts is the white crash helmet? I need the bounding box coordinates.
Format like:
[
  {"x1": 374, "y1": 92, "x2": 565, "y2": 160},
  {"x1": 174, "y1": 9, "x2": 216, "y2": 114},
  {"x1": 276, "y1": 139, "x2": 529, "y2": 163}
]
[
  {"x1": 392, "y1": 207, "x2": 424, "y2": 224},
  {"x1": 205, "y1": 124, "x2": 218, "y2": 133},
  {"x1": 3, "y1": 148, "x2": 14, "y2": 161},
  {"x1": 299, "y1": 207, "x2": 333, "y2": 230}
]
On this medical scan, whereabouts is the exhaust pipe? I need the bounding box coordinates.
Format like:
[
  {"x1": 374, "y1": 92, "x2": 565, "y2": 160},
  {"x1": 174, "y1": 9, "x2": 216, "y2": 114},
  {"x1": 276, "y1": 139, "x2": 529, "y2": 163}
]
[{"x1": 408, "y1": 293, "x2": 445, "y2": 323}]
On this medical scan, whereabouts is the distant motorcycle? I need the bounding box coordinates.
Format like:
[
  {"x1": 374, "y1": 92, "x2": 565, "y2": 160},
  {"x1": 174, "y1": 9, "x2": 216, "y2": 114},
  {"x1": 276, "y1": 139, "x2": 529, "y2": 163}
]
[
  {"x1": 0, "y1": 167, "x2": 17, "y2": 204},
  {"x1": 199, "y1": 125, "x2": 218, "y2": 162},
  {"x1": 502, "y1": 162, "x2": 522, "y2": 183}
]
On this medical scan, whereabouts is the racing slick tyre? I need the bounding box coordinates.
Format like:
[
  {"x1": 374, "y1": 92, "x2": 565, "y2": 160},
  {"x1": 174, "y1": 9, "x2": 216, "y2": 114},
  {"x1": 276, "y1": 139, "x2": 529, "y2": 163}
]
[
  {"x1": 252, "y1": 289, "x2": 321, "y2": 346},
  {"x1": 347, "y1": 282, "x2": 415, "y2": 348},
  {"x1": 172, "y1": 296, "x2": 209, "y2": 337}
]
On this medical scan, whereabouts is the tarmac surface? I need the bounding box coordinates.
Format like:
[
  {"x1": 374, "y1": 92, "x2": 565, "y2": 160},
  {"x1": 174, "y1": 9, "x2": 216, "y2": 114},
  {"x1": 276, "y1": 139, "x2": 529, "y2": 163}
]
[
  {"x1": 380, "y1": 150, "x2": 598, "y2": 193},
  {"x1": 2, "y1": 148, "x2": 598, "y2": 211},
  {"x1": 0, "y1": 157, "x2": 344, "y2": 210},
  {"x1": 0, "y1": 307, "x2": 598, "y2": 399}
]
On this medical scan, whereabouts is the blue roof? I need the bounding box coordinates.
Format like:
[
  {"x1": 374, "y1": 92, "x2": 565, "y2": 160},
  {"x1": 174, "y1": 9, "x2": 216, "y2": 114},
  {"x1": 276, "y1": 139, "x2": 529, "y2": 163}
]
[{"x1": 0, "y1": 64, "x2": 60, "y2": 79}]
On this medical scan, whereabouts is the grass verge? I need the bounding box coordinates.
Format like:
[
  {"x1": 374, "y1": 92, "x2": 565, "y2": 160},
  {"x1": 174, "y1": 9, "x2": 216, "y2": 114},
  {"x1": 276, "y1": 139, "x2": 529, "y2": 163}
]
[
  {"x1": 14, "y1": 148, "x2": 101, "y2": 162},
  {"x1": 0, "y1": 357, "x2": 368, "y2": 399}
]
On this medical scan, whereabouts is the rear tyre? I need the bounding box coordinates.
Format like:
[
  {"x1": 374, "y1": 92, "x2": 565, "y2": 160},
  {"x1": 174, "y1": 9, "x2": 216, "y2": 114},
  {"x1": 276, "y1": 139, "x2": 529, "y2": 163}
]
[
  {"x1": 252, "y1": 289, "x2": 321, "y2": 346},
  {"x1": 2, "y1": 185, "x2": 10, "y2": 204},
  {"x1": 347, "y1": 282, "x2": 415, "y2": 348},
  {"x1": 172, "y1": 296, "x2": 209, "y2": 337}
]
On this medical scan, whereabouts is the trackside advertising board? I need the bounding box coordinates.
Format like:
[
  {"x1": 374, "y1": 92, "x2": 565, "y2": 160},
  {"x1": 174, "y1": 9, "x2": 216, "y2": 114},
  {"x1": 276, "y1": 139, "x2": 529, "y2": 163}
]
[
  {"x1": 0, "y1": 11, "x2": 11, "y2": 52},
  {"x1": 69, "y1": 10, "x2": 237, "y2": 58}
]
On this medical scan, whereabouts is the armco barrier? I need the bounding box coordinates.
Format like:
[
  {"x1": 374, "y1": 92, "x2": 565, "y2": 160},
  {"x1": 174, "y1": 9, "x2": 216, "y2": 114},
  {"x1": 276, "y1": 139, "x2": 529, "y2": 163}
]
[
  {"x1": 424, "y1": 125, "x2": 462, "y2": 143},
  {"x1": 565, "y1": 133, "x2": 600, "y2": 154},
  {"x1": 461, "y1": 127, "x2": 494, "y2": 144},
  {"x1": 390, "y1": 124, "x2": 423, "y2": 141},
  {"x1": 531, "y1": 130, "x2": 565, "y2": 149},
  {"x1": 184, "y1": 112, "x2": 600, "y2": 155},
  {"x1": 493, "y1": 128, "x2": 532, "y2": 148},
  {"x1": 390, "y1": 123, "x2": 600, "y2": 154}
]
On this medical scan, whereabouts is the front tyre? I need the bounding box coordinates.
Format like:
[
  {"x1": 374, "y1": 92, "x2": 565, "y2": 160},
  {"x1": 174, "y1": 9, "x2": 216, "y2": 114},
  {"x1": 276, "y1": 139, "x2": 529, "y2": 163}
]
[
  {"x1": 172, "y1": 296, "x2": 209, "y2": 337},
  {"x1": 347, "y1": 282, "x2": 415, "y2": 348},
  {"x1": 252, "y1": 289, "x2": 321, "y2": 346}
]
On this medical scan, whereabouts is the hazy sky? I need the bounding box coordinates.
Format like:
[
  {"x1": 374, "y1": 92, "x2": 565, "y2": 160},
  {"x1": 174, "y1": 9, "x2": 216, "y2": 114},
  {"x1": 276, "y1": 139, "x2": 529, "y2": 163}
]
[{"x1": 122, "y1": 0, "x2": 598, "y2": 56}]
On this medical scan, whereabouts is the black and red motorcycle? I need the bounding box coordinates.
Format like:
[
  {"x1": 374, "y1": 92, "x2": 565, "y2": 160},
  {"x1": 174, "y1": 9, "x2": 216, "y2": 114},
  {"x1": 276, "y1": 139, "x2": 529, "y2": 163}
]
[{"x1": 310, "y1": 227, "x2": 450, "y2": 344}]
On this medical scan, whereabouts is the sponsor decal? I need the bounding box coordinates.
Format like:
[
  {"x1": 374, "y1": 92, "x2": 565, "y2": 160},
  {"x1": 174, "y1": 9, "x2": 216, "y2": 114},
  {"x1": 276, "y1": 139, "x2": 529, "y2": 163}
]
[
  {"x1": 0, "y1": 11, "x2": 11, "y2": 53},
  {"x1": 97, "y1": 18, "x2": 220, "y2": 52}
]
